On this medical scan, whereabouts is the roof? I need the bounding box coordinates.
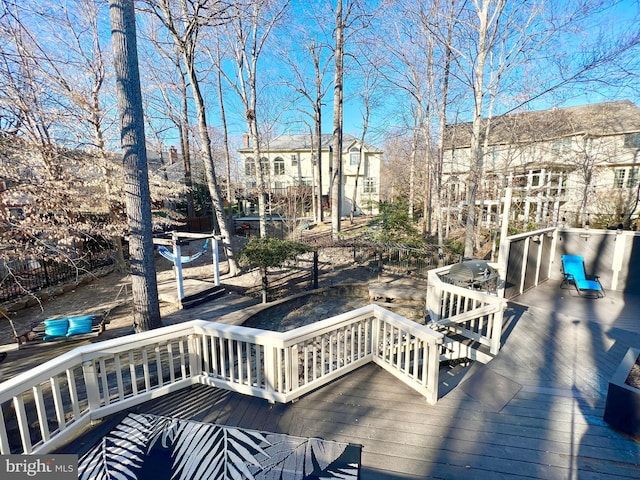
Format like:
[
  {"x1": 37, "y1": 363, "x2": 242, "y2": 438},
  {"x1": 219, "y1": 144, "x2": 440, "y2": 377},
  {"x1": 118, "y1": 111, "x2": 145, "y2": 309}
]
[
  {"x1": 238, "y1": 133, "x2": 382, "y2": 154},
  {"x1": 444, "y1": 100, "x2": 640, "y2": 149}
]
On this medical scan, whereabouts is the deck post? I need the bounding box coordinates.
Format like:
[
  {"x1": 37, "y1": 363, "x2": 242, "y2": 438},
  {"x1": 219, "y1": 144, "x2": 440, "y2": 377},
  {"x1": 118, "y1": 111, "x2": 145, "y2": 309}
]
[
  {"x1": 425, "y1": 337, "x2": 442, "y2": 405},
  {"x1": 212, "y1": 237, "x2": 220, "y2": 287},
  {"x1": 172, "y1": 233, "x2": 184, "y2": 305},
  {"x1": 82, "y1": 361, "x2": 102, "y2": 414},
  {"x1": 188, "y1": 334, "x2": 202, "y2": 377},
  {"x1": 263, "y1": 345, "x2": 278, "y2": 403},
  {"x1": 490, "y1": 306, "x2": 504, "y2": 355}
]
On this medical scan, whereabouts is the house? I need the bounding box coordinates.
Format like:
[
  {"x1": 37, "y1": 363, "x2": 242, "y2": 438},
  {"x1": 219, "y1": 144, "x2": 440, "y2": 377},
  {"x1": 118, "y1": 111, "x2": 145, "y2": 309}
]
[
  {"x1": 442, "y1": 100, "x2": 640, "y2": 228},
  {"x1": 237, "y1": 133, "x2": 382, "y2": 218}
]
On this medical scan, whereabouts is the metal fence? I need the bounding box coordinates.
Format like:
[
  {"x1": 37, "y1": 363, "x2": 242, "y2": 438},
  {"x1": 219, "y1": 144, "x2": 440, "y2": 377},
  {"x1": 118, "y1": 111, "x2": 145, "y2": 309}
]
[{"x1": 0, "y1": 251, "x2": 114, "y2": 303}]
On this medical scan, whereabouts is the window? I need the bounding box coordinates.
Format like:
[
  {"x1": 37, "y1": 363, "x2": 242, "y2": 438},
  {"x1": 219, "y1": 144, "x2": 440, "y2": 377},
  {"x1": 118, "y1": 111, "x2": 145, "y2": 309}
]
[
  {"x1": 486, "y1": 146, "x2": 500, "y2": 169},
  {"x1": 530, "y1": 170, "x2": 542, "y2": 187},
  {"x1": 629, "y1": 168, "x2": 639, "y2": 188},
  {"x1": 244, "y1": 157, "x2": 256, "y2": 176},
  {"x1": 614, "y1": 167, "x2": 639, "y2": 188},
  {"x1": 259, "y1": 157, "x2": 269, "y2": 175},
  {"x1": 363, "y1": 177, "x2": 376, "y2": 193},
  {"x1": 274, "y1": 157, "x2": 285, "y2": 175},
  {"x1": 274, "y1": 181, "x2": 285, "y2": 194},
  {"x1": 624, "y1": 133, "x2": 640, "y2": 148},
  {"x1": 349, "y1": 147, "x2": 360, "y2": 166},
  {"x1": 291, "y1": 154, "x2": 298, "y2": 166},
  {"x1": 551, "y1": 138, "x2": 572, "y2": 155}
]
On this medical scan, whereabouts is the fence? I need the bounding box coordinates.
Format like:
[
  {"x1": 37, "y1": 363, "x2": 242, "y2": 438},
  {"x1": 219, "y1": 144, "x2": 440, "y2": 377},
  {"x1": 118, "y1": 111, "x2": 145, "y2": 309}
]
[
  {"x1": 0, "y1": 305, "x2": 444, "y2": 455},
  {"x1": 0, "y1": 252, "x2": 115, "y2": 303}
]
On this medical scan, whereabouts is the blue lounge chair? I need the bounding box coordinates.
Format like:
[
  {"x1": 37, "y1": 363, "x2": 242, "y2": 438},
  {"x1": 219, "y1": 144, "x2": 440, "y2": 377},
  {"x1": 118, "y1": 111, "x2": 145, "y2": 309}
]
[{"x1": 561, "y1": 254, "x2": 605, "y2": 298}]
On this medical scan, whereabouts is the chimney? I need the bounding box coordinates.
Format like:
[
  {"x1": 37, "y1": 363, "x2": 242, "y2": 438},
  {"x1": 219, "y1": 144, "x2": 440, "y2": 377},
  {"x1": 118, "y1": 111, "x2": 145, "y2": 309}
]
[
  {"x1": 242, "y1": 133, "x2": 251, "y2": 149},
  {"x1": 169, "y1": 146, "x2": 178, "y2": 164}
]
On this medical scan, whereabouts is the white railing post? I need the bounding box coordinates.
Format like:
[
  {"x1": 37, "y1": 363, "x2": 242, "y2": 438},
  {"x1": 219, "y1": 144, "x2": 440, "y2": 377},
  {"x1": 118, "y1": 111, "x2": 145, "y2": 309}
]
[
  {"x1": 188, "y1": 334, "x2": 202, "y2": 377},
  {"x1": 212, "y1": 237, "x2": 220, "y2": 287},
  {"x1": 173, "y1": 234, "x2": 184, "y2": 303},
  {"x1": 426, "y1": 272, "x2": 442, "y2": 322},
  {"x1": 290, "y1": 345, "x2": 299, "y2": 390},
  {"x1": 263, "y1": 345, "x2": 278, "y2": 402},
  {"x1": 490, "y1": 306, "x2": 505, "y2": 355},
  {"x1": 425, "y1": 337, "x2": 443, "y2": 405},
  {"x1": 82, "y1": 360, "x2": 101, "y2": 413}
]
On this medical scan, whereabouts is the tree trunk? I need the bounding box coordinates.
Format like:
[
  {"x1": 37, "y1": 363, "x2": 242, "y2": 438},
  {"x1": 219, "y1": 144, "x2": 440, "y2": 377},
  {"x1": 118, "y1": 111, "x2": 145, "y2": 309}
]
[
  {"x1": 331, "y1": 0, "x2": 344, "y2": 241},
  {"x1": 260, "y1": 266, "x2": 268, "y2": 303},
  {"x1": 217, "y1": 45, "x2": 239, "y2": 275},
  {"x1": 108, "y1": 0, "x2": 161, "y2": 331},
  {"x1": 464, "y1": 1, "x2": 494, "y2": 259},
  {"x1": 316, "y1": 102, "x2": 324, "y2": 223},
  {"x1": 179, "y1": 63, "x2": 195, "y2": 219}
]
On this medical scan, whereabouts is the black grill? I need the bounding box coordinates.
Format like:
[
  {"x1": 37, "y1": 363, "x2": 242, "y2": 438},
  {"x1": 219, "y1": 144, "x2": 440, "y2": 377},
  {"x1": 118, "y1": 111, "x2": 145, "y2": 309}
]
[{"x1": 443, "y1": 259, "x2": 497, "y2": 292}]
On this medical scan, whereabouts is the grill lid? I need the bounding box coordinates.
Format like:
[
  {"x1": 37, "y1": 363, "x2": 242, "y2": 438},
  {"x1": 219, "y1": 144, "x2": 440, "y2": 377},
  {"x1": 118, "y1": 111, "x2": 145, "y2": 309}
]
[{"x1": 448, "y1": 259, "x2": 495, "y2": 282}]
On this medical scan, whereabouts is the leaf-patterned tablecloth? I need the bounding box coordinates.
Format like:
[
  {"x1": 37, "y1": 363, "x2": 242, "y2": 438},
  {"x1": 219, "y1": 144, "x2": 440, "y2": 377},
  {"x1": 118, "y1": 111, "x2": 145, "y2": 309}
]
[{"x1": 78, "y1": 412, "x2": 360, "y2": 479}]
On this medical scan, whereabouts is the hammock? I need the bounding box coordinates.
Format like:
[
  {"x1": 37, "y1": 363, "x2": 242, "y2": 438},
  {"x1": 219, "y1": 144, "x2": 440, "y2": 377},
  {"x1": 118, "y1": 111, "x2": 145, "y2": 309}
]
[{"x1": 158, "y1": 239, "x2": 209, "y2": 264}]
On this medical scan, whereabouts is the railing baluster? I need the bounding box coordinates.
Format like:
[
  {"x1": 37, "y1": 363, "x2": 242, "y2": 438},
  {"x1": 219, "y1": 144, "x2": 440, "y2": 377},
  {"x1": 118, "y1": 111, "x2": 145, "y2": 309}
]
[
  {"x1": 33, "y1": 384, "x2": 50, "y2": 443},
  {"x1": 99, "y1": 358, "x2": 110, "y2": 405},
  {"x1": 237, "y1": 341, "x2": 243, "y2": 384},
  {"x1": 114, "y1": 355, "x2": 124, "y2": 401},
  {"x1": 13, "y1": 395, "x2": 32, "y2": 453},
  {"x1": 202, "y1": 335, "x2": 211, "y2": 374},
  {"x1": 179, "y1": 340, "x2": 187, "y2": 379},
  {"x1": 245, "y1": 344, "x2": 252, "y2": 387},
  {"x1": 276, "y1": 348, "x2": 283, "y2": 392},
  {"x1": 66, "y1": 368, "x2": 81, "y2": 419},
  {"x1": 168, "y1": 342, "x2": 176, "y2": 384},
  {"x1": 312, "y1": 341, "x2": 318, "y2": 381},
  {"x1": 155, "y1": 346, "x2": 163, "y2": 388},
  {"x1": 256, "y1": 344, "x2": 263, "y2": 388},
  {"x1": 128, "y1": 352, "x2": 138, "y2": 396},
  {"x1": 228, "y1": 339, "x2": 236, "y2": 382},
  {"x1": 0, "y1": 407, "x2": 10, "y2": 454},
  {"x1": 142, "y1": 349, "x2": 150, "y2": 392},
  {"x1": 329, "y1": 334, "x2": 335, "y2": 373},
  {"x1": 50, "y1": 376, "x2": 66, "y2": 429}
]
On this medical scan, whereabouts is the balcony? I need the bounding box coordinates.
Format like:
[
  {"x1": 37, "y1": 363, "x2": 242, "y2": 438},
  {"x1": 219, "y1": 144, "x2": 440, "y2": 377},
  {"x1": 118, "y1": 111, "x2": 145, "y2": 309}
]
[{"x1": 1, "y1": 228, "x2": 640, "y2": 478}]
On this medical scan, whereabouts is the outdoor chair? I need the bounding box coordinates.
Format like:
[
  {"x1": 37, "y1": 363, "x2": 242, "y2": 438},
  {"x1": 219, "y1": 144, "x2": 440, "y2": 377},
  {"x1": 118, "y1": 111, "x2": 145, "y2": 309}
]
[{"x1": 560, "y1": 254, "x2": 605, "y2": 298}]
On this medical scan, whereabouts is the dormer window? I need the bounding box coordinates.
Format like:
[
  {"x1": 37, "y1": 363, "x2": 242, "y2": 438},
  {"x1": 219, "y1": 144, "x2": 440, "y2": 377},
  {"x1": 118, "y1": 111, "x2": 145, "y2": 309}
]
[{"x1": 349, "y1": 147, "x2": 360, "y2": 166}]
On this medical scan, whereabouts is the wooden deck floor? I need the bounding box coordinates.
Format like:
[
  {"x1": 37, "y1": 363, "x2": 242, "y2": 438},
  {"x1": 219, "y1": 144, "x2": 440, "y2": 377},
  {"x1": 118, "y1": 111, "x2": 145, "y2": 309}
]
[{"x1": 58, "y1": 280, "x2": 640, "y2": 478}]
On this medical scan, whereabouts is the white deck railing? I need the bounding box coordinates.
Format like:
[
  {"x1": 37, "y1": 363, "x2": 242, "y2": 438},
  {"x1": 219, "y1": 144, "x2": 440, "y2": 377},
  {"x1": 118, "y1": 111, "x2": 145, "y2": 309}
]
[
  {"x1": 0, "y1": 305, "x2": 443, "y2": 455},
  {"x1": 427, "y1": 265, "x2": 507, "y2": 356}
]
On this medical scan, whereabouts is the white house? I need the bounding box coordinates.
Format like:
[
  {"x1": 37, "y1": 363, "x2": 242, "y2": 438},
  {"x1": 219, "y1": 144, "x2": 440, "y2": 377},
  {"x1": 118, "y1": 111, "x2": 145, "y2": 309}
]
[
  {"x1": 442, "y1": 100, "x2": 640, "y2": 228},
  {"x1": 238, "y1": 133, "x2": 382, "y2": 218}
]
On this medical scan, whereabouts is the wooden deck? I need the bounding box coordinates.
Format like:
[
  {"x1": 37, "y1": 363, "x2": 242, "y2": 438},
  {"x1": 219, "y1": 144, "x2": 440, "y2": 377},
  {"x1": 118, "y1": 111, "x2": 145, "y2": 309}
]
[{"x1": 56, "y1": 280, "x2": 640, "y2": 478}]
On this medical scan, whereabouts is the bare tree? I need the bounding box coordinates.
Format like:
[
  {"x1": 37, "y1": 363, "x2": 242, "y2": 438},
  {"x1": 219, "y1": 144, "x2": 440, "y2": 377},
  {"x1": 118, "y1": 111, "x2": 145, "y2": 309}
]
[
  {"x1": 278, "y1": 36, "x2": 333, "y2": 224},
  {"x1": 143, "y1": 0, "x2": 239, "y2": 275},
  {"x1": 139, "y1": 30, "x2": 197, "y2": 219},
  {"x1": 217, "y1": 0, "x2": 290, "y2": 238},
  {"x1": 330, "y1": 0, "x2": 346, "y2": 241},
  {"x1": 350, "y1": 67, "x2": 379, "y2": 223},
  {"x1": 109, "y1": 0, "x2": 161, "y2": 331}
]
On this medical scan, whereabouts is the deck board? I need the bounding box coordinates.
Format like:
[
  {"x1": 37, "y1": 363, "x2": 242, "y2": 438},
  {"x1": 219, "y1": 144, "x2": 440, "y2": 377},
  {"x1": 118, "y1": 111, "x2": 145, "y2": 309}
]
[{"x1": 52, "y1": 279, "x2": 640, "y2": 478}]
